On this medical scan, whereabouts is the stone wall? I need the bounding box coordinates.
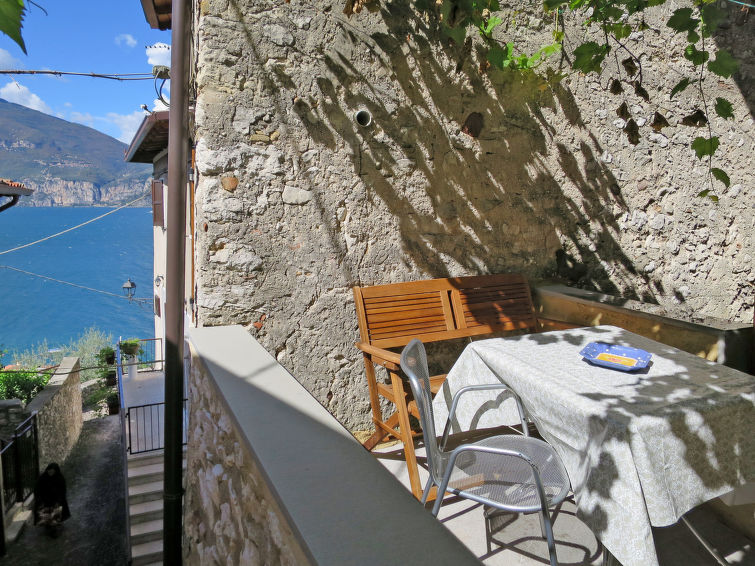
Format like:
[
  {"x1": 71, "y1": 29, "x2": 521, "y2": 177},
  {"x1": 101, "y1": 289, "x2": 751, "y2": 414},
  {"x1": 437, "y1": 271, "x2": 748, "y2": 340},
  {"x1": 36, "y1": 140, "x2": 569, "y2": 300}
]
[
  {"x1": 26, "y1": 357, "x2": 83, "y2": 467},
  {"x1": 183, "y1": 343, "x2": 312, "y2": 565},
  {"x1": 191, "y1": 0, "x2": 753, "y2": 429},
  {"x1": 0, "y1": 400, "x2": 26, "y2": 440}
]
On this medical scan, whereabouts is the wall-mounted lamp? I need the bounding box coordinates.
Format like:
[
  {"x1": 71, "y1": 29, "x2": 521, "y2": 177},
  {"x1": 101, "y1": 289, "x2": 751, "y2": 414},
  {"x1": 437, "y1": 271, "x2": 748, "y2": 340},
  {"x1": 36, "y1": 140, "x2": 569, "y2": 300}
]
[{"x1": 154, "y1": 275, "x2": 165, "y2": 288}]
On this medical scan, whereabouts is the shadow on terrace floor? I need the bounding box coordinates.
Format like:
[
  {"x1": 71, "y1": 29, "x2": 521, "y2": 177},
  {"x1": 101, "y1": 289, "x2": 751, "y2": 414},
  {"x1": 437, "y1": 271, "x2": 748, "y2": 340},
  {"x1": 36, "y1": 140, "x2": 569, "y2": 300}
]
[{"x1": 374, "y1": 439, "x2": 755, "y2": 565}]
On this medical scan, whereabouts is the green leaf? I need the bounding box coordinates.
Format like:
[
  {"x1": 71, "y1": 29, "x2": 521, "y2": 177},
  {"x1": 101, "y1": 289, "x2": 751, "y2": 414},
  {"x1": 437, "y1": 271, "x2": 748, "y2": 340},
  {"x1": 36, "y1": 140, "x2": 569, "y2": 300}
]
[
  {"x1": 714, "y1": 97, "x2": 734, "y2": 119},
  {"x1": 487, "y1": 42, "x2": 513, "y2": 69},
  {"x1": 697, "y1": 189, "x2": 718, "y2": 202},
  {"x1": 442, "y1": 22, "x2": 468, "y2": 45},
  {"x1": 572, "y1": 41, "x2": 609, "y2": 74},
  {"x1": 711, "y1": 168, "x2": 730, "y2": 188},
  {"x1": 671, "y1": 77, "x2": 691, "y2": 98},
  {"x1": 687, "y1": 30, "x2": 700, "y2": 44},
  {"x1": 0, "y1": 0, "x2": 27, "y2": 54},
  {"x1": 553, "y1": 29, "x2": 564, "y2": 43},
  {"x1": 667, "y1": 8, "x2": 699, "y2": 33},
  {"x1": 701, "y1": 4, "x2": 727, "y2": 34},
  {"x1": 479, "y1": 15, "x2": 502, "y2": 38},
  {"x1": 691, "y1": 136, "x2": 720, "y2": 159},
  {"x1": 684, "y1": 44, "x2": 709, "y2": 66},
  {"x1": 543, "y1": 0, "x2": 565, "y2": 10},
  {"x1": 708, "y1": 50, "x2": 739, "y2": 78}
]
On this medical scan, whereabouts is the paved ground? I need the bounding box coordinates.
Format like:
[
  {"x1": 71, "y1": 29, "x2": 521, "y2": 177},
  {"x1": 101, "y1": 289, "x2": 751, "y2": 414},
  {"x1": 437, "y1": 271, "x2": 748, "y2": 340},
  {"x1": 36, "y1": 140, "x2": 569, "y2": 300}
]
[{"x1": 3, "y1": 415, "x2": 128, "y2": 566}]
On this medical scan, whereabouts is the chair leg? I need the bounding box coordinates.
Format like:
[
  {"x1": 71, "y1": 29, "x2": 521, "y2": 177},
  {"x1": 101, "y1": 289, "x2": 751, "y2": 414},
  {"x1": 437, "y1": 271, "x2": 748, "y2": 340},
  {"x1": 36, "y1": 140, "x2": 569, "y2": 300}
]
[
  {"x1": 389, "y1": 370, "x2": 423, "y2": 499},
  {"x1": 539, "y1": 510, "x2": 559, "y2": 566},
  {"x1": 420, "y1": 477, "x2": 434, "y2": 505}
]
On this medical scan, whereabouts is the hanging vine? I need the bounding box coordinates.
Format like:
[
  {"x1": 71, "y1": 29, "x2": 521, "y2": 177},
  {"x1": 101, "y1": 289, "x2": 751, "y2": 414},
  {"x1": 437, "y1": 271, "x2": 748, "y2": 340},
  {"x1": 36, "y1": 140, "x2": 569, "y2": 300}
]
[{"x1": 345, "y1": 0, "x2": 743, "y2": 200}]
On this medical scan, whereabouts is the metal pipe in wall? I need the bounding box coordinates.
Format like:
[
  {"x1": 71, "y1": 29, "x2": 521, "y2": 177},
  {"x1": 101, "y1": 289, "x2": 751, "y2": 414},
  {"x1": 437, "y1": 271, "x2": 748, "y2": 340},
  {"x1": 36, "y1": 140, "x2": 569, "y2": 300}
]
[{"x1": 164, "y1": 0, "x2": 190, "y2": 562}]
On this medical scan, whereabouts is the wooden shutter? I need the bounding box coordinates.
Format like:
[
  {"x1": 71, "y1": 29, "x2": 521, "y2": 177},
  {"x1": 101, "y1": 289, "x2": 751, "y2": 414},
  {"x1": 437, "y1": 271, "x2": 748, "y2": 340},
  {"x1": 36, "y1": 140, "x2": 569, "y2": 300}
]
[{"x1": 151, "y1": 180, "x2": 164, "y2": 227}]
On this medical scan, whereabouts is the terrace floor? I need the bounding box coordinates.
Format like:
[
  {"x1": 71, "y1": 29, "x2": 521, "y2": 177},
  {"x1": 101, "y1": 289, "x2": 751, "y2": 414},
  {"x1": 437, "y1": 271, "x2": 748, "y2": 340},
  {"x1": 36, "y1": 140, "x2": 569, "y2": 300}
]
[
  {"x1": 120, "y1": 370, "x2": 753, "y2": 565},
  {"x1": 374, "y1": 441, "x2": 754, "y2": 565}
]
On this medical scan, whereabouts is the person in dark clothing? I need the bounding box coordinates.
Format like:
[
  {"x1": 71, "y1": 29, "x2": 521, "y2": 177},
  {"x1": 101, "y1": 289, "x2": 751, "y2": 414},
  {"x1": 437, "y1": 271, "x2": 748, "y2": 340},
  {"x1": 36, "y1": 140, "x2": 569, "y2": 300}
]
[{"x1": 33, "y1": 462, "x2": 71, "y2": 530}]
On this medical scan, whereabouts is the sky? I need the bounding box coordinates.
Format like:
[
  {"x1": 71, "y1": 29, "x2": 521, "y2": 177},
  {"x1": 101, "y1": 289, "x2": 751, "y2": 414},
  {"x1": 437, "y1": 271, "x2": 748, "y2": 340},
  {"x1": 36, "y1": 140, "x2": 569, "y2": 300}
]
[{"x1": 0, "y1": 1, "x2": 171, "y2": 144}]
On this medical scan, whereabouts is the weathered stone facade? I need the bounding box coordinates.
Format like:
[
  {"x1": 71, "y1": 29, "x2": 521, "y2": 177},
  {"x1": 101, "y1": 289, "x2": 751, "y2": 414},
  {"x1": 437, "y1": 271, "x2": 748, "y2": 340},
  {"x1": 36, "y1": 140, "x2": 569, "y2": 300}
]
[
  {"x1": 26, "y1": 357, "x2": 83, "y2": 467},
  {"x1": 183, "y1": 344, "x2": 311, "y2": 565},
  {"x1": 190, "y1": 1, "x2": 753, "y2": 429},
  {"x1": 0, "y1": 400, "x2": 26, "y2": 440}
]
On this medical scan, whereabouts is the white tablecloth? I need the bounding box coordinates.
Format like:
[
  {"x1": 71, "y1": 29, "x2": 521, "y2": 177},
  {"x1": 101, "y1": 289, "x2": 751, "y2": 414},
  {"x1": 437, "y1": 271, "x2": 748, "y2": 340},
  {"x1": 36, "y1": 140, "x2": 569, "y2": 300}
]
[{"x1": 433, "y1": 325, "x2": 755, "y2": 566}]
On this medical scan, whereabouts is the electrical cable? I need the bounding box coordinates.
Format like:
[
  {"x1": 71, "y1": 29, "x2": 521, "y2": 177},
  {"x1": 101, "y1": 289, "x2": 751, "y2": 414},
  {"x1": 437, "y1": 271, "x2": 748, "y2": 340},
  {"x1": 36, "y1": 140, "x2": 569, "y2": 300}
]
[
  {"x1": 726, "y1": 0, "x2": 754, "y2": 7},
  {"x1": 0, "y1": 193, "x2": 149, "y2": 255},
  {"x1": 0, "y1": 70, "x2": 154, "y2": 81},
  {"x1": 0, "y1": 264, "x2": 150, "y2": 303}
]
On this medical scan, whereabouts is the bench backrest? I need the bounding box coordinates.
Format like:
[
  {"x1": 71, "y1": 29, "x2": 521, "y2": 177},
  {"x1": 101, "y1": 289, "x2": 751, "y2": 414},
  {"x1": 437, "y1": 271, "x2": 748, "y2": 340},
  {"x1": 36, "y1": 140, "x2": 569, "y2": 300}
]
[{"x1": 353, "y1": 274, "x2": 539, "y2": 349}]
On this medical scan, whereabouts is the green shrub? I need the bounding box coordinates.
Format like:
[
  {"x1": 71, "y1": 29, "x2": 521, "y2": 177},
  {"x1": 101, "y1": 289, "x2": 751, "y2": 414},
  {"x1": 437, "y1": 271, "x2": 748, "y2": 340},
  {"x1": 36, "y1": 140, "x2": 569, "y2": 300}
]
[
  {"x1": 0, "y1": 370, "x2": 51, "y2": 404},
  {"x1": 9, "y1": 327, "x2": 113, "y2": 383}
]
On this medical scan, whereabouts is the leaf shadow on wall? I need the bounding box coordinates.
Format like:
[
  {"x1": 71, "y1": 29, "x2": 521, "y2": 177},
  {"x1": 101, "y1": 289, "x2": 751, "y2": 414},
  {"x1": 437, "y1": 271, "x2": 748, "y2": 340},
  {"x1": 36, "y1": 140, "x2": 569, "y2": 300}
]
[{"x1": 285, "y1": 2, "x2": 659, "y2": 303}]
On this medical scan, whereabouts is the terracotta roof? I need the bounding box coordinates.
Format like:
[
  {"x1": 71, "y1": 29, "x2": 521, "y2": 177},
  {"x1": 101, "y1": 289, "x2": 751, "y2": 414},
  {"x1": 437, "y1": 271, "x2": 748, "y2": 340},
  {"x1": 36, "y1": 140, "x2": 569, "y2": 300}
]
[
  {"x1": 124, "y1": 111, "x2": 170, "y2": 163},
  {"x1": 141, "y1": 0, "x2": 172, "y2": 30},
  {"x1": 0, "y1": 179, "x2": 33, "y2": 196}
]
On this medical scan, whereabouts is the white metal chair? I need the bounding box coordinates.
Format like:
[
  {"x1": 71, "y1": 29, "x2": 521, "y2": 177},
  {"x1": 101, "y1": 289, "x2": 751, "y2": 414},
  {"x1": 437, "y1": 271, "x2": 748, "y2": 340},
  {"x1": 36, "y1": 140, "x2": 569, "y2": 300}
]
[{"x1": 400, "y1": 338, "x2": 571, "y2": 566}]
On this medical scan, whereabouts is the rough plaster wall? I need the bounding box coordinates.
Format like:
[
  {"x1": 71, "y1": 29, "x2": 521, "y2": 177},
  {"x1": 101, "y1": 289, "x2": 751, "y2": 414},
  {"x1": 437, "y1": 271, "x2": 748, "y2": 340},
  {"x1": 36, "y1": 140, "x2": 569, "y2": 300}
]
[
  {"x1": 192, "y1": 0, "x2": 753, "y2": 429},
  {"x1": 183, "y1": 346, "x2": 312, "y2": 566}
]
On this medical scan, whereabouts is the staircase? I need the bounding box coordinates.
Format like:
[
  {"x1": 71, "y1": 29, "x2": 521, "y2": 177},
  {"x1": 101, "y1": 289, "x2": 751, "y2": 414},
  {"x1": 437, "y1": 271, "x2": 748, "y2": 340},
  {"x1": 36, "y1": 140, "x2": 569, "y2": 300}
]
[
  {"x1": 128, "y1": 452, "x2": 165, "y2": 566},
  {"x1": 127, "y1": 451, "x2": 185, "y2": 566}
]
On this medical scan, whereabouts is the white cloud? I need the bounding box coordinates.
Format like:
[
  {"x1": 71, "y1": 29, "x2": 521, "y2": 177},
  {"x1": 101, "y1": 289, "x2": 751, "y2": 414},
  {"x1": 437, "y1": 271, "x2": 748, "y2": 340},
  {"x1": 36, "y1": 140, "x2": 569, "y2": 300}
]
[
  {"x1": 105, "y1": 109, "x2": 146, "y2": 143},
  {"x1": 69, "y1": 111, "x2": 95, "y2": 127},
  {"x1": 0, "y1": 81, "x2": 52, "y2": 114},
  {"x1": 0, "y1": 48, "x2": 21, "y2": 69},
  {"x1": 146, "y1": 43, "x2": 171, "y2": 67},
  {"x1": 115, "y1": 34, "x2": 138, "y2": 48},
  {"x1": 153, "y1": 98, "x2": 169, "y2": 111}
]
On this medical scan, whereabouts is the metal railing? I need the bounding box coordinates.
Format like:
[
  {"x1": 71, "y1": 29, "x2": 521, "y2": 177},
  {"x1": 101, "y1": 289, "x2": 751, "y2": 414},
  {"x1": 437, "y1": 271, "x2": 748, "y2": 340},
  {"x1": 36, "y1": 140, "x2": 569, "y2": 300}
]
[
  {"x1": 126, "y1": 399, "x2": 188, "y2": 455},
  {"x1": 0, "y1": 414, "x2": 39, "y2": 514},
  {"x1": 136, "y1": 338, "x2": 163, "y2": 371}
]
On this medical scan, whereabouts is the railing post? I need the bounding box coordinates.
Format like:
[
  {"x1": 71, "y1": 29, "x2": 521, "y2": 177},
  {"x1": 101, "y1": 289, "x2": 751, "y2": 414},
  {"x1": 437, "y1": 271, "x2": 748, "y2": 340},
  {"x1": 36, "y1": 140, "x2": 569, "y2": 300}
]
[{"x1": 12, "y1": 429, "x2": 21, "y2": 504}]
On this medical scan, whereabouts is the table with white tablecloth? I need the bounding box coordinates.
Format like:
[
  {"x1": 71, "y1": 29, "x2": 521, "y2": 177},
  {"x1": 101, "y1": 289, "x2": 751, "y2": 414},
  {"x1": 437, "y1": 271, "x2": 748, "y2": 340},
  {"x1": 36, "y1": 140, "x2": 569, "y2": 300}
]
[{"x1": 432, "y1": 325, "x2": 754, "y2": 566}]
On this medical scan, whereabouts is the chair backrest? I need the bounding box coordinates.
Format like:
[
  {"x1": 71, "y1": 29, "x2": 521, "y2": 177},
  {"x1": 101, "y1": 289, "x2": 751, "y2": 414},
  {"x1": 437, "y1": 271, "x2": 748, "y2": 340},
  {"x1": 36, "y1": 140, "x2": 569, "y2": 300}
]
[
  {"x1": 400, "y1": 339, "x2": 444, "y2": 483},
  {"x1": 353, "y1": 274, "x2": 539, "y2": 349}
]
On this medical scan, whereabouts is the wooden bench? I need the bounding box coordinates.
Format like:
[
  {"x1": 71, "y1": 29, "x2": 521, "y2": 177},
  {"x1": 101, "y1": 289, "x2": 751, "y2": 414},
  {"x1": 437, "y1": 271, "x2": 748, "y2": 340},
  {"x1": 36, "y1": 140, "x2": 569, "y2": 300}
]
[{"x1": 353, "y1": 273, "x2": 574, "y2": 499}]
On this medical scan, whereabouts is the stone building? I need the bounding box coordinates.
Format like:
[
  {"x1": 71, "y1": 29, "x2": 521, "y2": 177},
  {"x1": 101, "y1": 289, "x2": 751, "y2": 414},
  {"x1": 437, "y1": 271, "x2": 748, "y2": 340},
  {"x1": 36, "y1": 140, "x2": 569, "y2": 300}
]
[{"x1": 152, "y1": 0, "x2": 753, "y2": 430}]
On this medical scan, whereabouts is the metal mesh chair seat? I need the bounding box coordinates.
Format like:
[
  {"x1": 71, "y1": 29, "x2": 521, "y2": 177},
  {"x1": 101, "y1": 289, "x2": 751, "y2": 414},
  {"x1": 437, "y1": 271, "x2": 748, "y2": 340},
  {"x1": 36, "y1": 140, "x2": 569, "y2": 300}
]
[
  {"x1": 445, "y1": 435, "x2": 570, "y2": 513},
  {"x1": 400, "y1": 338, "x2": 570, "y2": 566}
]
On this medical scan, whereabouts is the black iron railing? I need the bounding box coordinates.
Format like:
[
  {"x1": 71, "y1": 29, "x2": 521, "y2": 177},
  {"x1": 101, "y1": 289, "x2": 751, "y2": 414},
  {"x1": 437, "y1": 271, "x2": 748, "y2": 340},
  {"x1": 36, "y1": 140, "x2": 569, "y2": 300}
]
[
  {"x1": 0, "y1": 414, "x2": 39, "y2": 514},
  {"x1": 126, "y1": 399, "x2": 188, "y2": 455}
]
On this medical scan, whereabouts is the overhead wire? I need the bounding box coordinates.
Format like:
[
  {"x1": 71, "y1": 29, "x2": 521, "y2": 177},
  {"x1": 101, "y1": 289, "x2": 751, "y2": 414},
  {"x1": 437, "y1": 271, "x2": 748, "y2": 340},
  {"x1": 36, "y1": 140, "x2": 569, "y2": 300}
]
[
  {"x1": 0, "y1": 70, "x2": 154, "y2": 81},
  {"x1": 0, "y1": 264, "x2": 150, "y2": 304},
  {"x1": 0, "y1": 193, "x2": 149, "y2": 256}
]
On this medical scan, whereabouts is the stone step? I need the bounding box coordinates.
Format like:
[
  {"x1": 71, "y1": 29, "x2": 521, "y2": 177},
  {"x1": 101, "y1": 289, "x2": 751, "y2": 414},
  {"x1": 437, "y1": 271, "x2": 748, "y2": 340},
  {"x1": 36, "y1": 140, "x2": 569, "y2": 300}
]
[
  {"x1": 131, "y1": 538, "x2": 163, "y2": 566},
  {"x1": 130, "y1": 498, "x2": 163, "y2": 524},
  {"x1": 129, "y1": 479, "x2": 163, "y2": 505},
  {"x1": 128, "y1": 462, "x2": 165, "y2": 485},
  {"x1": 4, "y1": 508, "x2": 32, "y2": 544},
  {"x1": 130, "y1": 518, "x2": 163, "y2": 546},
  {"x1": 127, "y1": 452, "x2": 166, "y2": 468}
]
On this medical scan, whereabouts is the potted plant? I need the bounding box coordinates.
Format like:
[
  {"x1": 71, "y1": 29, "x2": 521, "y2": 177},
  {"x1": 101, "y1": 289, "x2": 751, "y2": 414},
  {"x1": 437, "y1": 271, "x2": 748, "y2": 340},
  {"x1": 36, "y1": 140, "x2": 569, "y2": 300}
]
[
  {"x1": 104, "y1": 368, "x2": 117, "y2": 387},
  {"x1": 106, "y1": 392, "x2": 120, "y2": 415},
  {"x1": 119, "y1": 339, "x2": 143, "y2": 358},
  {"x1": 96, "y1": 346, "x2": 116, "y2": 366}
]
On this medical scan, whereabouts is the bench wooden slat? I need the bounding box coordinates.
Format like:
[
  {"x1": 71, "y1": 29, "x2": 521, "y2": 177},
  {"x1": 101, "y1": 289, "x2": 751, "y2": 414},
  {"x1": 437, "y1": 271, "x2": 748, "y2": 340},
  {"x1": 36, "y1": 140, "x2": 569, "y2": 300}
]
[{"x1": 353, "y1": 273, "x2": 553, "y2": 500}]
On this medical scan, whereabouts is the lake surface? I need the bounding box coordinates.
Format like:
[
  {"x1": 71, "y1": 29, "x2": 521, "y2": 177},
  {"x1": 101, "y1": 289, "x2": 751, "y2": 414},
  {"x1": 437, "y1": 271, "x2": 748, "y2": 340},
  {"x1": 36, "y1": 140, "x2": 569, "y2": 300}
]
[{"x1": 0, "y1": 206, "x2": 154, "y2": 359}]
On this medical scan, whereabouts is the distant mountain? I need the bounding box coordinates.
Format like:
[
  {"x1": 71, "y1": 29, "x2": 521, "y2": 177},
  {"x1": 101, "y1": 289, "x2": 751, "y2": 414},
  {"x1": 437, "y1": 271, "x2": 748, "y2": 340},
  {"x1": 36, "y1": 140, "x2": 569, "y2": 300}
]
[{"x1": 0, "y1": 98, "x2": 151, "y2": 206}]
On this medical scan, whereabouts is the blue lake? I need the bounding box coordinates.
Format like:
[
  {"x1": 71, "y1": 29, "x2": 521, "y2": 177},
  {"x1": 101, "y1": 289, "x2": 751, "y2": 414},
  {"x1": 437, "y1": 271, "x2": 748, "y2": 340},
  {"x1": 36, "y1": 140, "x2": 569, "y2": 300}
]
[{"x1": 0, "y1": 206, "x2": 154, "y2": 359}]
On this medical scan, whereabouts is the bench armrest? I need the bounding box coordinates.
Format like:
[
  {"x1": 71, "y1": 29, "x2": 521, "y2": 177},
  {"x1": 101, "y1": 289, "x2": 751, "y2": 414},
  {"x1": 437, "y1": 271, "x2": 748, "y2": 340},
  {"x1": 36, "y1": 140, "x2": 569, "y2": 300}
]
[{"x1": 355, "y1": 342, "x2": 401, "y2": 371}]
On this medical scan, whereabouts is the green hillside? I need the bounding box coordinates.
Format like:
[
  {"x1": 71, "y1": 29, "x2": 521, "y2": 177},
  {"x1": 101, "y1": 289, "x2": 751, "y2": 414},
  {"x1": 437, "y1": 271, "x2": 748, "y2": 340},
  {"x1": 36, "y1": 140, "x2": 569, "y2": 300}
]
[{"x1": 0, "y1": 98, "x2": 150, "y2": 188}]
